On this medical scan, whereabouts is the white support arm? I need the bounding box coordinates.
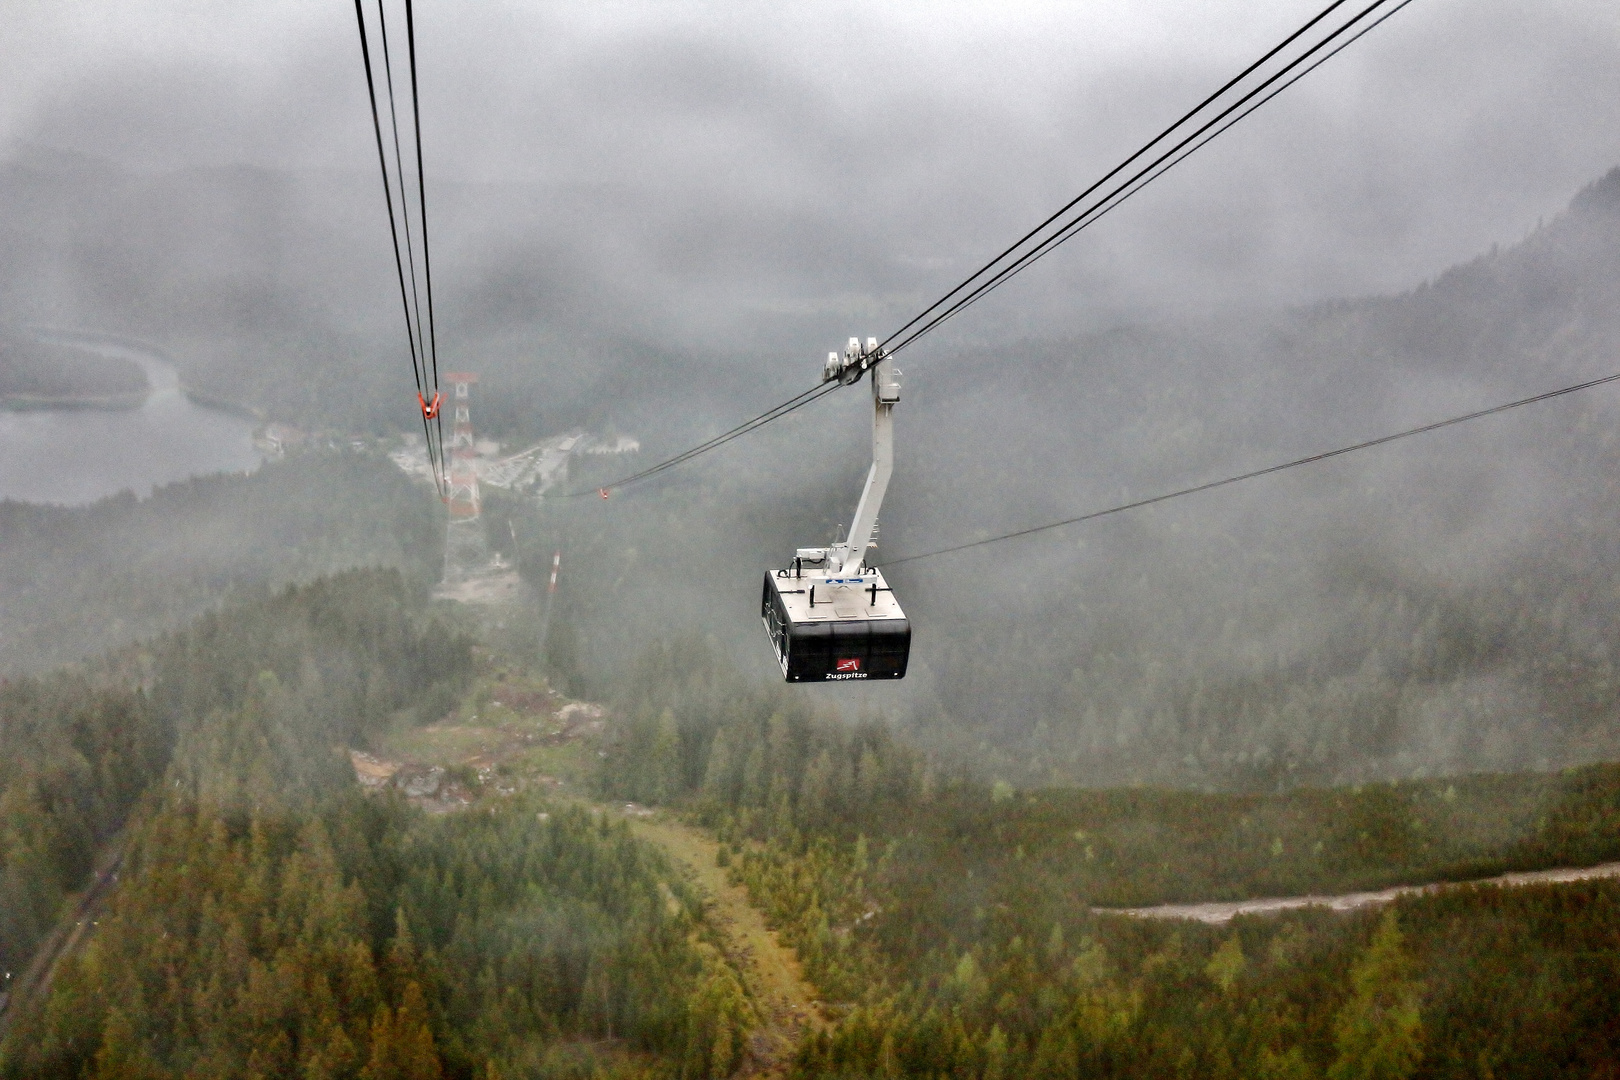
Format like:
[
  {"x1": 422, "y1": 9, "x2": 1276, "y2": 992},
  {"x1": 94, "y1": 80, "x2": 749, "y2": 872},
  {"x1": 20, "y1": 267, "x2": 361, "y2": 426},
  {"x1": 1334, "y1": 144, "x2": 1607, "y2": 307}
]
[{"x1": 833, "y1": 355, "x2": 899, "y2": 574}]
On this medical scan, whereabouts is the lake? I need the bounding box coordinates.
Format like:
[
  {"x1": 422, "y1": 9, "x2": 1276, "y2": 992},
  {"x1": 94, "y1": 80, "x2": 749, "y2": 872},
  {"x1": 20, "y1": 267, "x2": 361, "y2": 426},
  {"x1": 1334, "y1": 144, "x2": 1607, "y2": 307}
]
[{"x1": 0, "y1": 339, "x2": 263, "y2": 505}]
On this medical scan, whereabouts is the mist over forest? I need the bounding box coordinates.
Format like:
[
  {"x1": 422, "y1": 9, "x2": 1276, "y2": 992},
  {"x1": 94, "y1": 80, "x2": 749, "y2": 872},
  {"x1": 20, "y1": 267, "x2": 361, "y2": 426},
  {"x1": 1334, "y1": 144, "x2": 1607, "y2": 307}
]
[
  {"x1": 6, "y1": 155, "x2": 1620, "y2": 794},
  {"x1": 9, "y1": 3, "x2": 1620, "y2": 1076}
]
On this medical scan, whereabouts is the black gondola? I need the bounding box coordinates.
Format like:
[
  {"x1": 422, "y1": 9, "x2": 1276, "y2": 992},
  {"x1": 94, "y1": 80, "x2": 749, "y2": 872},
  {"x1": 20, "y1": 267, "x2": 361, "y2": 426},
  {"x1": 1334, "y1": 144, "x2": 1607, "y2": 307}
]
[{"x1": 762, "y1": 565, "x2": 910, "y2": 681}]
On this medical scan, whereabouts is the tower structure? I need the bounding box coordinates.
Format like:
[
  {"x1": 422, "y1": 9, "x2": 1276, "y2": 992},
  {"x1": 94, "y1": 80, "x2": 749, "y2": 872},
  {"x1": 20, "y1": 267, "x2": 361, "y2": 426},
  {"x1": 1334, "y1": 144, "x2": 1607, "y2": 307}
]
[
  {"x1": 444, "y1": 372, "x2": 481, "y2": 520},
  {"x1": 439, "y1": 372, "x2": 496, "y2": 586}
]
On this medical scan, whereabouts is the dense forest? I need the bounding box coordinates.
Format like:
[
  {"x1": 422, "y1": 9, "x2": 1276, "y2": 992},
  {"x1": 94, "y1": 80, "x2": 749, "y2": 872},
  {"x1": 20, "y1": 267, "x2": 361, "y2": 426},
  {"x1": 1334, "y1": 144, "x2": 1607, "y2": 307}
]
[
  {"x1": 0, "y1": 453, "x2": 441, "y2": 677},
  {"x1": 603, "y1": 640, "x2": 1620, "y2": 911},
  {"x1": 598, "y1": 640, "x2": 1620, "y2": 1077},
  {"x1": 8, "y1": 574, "x2": 1620, "y2": 1075},
  {"x1": 0, "y1": 672, "x2": 165, "y2": 985},
  {"x1": 7, "y1": 798, "x2": 753, "y2": 1080},
  {"x1": 0, "y1": 568, "x2": 467, "y2": 983},
  {"x1": 784, "y1": 886, "x2": 1620, "y2": 1080},
  {"x1": 1, "y1": 572, "x2": 760, "y2": 1079}
]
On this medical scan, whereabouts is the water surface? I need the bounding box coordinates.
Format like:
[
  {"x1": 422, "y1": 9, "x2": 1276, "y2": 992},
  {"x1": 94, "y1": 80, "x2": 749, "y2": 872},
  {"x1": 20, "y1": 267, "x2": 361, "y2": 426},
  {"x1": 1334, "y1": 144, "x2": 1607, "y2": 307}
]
[{"x1": 0, "y1": 342, "x2": 263, "y2": 505}]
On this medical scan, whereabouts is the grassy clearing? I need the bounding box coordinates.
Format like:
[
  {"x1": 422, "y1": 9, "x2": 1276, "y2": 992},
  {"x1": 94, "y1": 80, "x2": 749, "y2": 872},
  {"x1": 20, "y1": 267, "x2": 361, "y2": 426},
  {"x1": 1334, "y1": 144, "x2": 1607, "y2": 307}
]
[
  {"x1": 630, "y1": 815, "x2": 824, "y2": 1078},
  {"x1": 358, "y1": 660, "x2": 826, "y2": 1076}
]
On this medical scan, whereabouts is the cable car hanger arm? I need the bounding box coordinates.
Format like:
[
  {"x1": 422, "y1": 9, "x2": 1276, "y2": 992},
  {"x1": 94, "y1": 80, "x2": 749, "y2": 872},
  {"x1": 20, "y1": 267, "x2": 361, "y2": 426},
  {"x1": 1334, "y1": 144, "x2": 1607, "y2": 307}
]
[{"x1": 805, "y1": 337, "x2": 899, "y2": 575}]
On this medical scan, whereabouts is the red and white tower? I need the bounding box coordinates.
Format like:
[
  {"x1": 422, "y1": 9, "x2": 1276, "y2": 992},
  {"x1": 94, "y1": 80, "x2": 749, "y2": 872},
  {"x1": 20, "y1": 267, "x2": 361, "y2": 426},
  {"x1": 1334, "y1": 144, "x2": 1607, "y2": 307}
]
[
  {"x1": 443, "y1": 372, "x2": 481, "y2": 520},
  {"x1": 438, "y1": 371, "x2": 498, "y2": 588}
]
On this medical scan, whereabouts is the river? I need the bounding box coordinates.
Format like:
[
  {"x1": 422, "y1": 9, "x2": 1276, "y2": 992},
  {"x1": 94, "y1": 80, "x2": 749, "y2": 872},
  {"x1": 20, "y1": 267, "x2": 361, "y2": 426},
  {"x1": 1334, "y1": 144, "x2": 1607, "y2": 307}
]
[{"x1": 0, "y1": 339, "x2": 264, "y2": 505}]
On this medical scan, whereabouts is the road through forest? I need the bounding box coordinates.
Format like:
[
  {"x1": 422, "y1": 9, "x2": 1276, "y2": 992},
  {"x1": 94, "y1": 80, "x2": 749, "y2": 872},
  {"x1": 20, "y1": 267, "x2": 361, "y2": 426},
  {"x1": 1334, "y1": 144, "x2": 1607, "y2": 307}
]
[{"x1": 1101, "y1": 860, "x2": 1620, "y2": 924}]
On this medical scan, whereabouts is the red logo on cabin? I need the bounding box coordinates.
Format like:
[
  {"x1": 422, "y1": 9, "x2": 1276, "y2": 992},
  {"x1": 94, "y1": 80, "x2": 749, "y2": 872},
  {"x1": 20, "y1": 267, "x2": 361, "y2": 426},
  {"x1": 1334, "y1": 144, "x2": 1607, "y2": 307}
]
[{"x1": 836, "y1": 657, "x2": 861, "y2": 673}]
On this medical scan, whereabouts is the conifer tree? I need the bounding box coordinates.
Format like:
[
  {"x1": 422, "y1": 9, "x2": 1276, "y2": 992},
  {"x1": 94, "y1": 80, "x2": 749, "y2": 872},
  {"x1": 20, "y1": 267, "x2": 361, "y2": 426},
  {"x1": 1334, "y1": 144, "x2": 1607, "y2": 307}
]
[
  {"x1": 360, "y1": 981, "x2": 442, "y2": 1080},
  {"x1": 90, "y1": 1008, "x2": 163, "y2": 1080},
  {"x1": 650, "y1": 709, "x2": 682, "y2": 804},
  {"x1": 1328, "y1": 910, "x2": 1424, "y2": 1080}
]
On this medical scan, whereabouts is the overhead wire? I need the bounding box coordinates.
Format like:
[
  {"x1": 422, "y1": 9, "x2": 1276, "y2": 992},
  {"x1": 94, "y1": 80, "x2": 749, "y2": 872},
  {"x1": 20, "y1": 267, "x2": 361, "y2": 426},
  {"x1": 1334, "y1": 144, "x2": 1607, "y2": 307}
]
[
  {"x1": 575, "y1": 0, "x2": 1416, "y2": 497},
  {"x1": 559, "y1": 380, "x2": 838, "y2": 497},
  {"x1": 353, "y1": 0, "x2": 438, "y2": 488},
  {"x1": 985, "y1": 0, "x2": 1420, "y2": 325},
  {"x1": 353, "y1": 0, "x2": 444, "y2": 493},
  {"x1": 880, "y1": 0, "x2": 1414, "y2": 358},
  {"x1": 375, "y1": 0, "x2": 439, "y2": 475},
  {"x1": 878, "y1": 369, "x2": 1620, "y2": 569},
  {"x1": 403, "y1": 0, "x2": 446, "y2": 466},
  {"x1": 879, "y1": 0, "x2": 1363, "y2": 355},
  {"x1": 376, "y1": 4, "x2": 425, "y2": 377}
]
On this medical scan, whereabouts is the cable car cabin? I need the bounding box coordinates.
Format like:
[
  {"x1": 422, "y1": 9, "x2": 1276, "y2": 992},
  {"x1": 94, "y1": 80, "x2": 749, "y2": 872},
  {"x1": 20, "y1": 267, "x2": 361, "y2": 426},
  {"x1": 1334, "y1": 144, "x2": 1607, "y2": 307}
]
[
  {"x1": 762, "y1": 565, "x2": 910, "y2": 681},
  {"x1": 762, "y1": 335, "x2": 909, "y2": 682}
]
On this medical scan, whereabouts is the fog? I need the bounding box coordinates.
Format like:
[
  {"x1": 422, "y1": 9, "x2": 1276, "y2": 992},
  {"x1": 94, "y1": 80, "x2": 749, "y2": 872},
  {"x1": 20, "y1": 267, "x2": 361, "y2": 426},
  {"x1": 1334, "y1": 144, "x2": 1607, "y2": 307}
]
[
  {"x1": 5, "y1": 0, "x2": 1618, "y2": 338},
  {"x1": 3, "y1": 0, "x2": 1620, "y2": 789}
]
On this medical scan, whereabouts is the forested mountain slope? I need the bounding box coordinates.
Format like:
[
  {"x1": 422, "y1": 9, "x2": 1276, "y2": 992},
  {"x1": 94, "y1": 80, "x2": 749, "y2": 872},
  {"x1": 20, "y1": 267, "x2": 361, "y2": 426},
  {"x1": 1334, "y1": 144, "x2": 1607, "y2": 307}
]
[
  {"x1": 0, "y1": 453, "x2": 439, "y2": 678},
  {"x1": 6, "y1": 154, "x2": 1620, "y2": 794},
  {"x1": 529, "y1": 167, "x2": 1620, "y2": 792},
  {"x1": 889, "y1": 167, "x2": 1620, "y2": 789},
  {"x1": 10, "y1": 566, "x2": 1620, "y2": 1076},
  {"x1": 597, "y1": 643, "x2": 1620, "y2": 1078},
  {"x1": 0, "y1": 572, "x2": 756, "y2": 1080},
  {"x1": 0, "y1": 569, "x2": 468, "y2": 984}
]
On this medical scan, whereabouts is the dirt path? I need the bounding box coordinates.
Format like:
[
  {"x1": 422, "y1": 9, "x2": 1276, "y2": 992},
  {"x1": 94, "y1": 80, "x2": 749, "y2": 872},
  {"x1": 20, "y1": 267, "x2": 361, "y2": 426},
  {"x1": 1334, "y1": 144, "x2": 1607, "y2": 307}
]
[
  {"x1": 628, "y1": 815, "x2": 822, "y2": 1077},
  {"x1": 1100, "y1": 860, "x2": 1620, "y2": 924}
]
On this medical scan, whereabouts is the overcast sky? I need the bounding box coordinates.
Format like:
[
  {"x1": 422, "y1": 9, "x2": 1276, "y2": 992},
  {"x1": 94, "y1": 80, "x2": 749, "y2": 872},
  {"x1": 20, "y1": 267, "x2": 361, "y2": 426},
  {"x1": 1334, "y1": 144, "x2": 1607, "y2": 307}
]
[{"x1": 4, "y1": 0, "x2": 1618, "y2": 326}]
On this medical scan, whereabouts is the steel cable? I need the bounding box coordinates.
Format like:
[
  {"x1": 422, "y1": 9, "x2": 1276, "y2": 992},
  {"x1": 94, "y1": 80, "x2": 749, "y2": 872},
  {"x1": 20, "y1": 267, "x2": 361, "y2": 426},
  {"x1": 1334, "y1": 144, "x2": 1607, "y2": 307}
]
[
  {"x1": 879, "y1": 0, "x2": 1366, "y2": 354},
  {"x1": 573, "y1": 0, "x2": 1416, "y2": 496},
  {"x1": 353, "y1": 0, "x2": 441, "y2": 490},
  {"x1": 560, "y1": 381, "x2": 839, "y2": 497},
  {"x1": 879, "y1": 370, "x2": 1620, "y2": 568},
  {"x1": 903, "y1": 0, "x2": 1420, "y2": 346},
  {"x1": 881, "y1": 0, "x2": 1412, "y2": 358},
  {"x1": 403, "y1": 0, "x2": 445, "y2": 469},
  {"x1": 376, "y1": 0, "x2": 440, "y2": 475},
  {"x1": 354, "y1": 0, "x2": 444, "y2": 491}
]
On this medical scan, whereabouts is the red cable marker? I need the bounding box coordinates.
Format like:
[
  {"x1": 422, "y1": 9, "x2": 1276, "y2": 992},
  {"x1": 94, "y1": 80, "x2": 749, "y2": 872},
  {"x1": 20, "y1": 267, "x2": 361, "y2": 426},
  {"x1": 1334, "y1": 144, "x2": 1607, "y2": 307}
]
[{"x1": 419, "y1": 391, "x2": 442, "y2": 420}]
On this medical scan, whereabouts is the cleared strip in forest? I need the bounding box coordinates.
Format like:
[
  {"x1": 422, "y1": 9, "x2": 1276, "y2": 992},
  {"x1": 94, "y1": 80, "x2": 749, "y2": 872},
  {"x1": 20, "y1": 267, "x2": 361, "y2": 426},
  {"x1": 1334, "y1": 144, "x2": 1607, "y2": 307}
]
[
  {"x1": 0, "y1": 845, "x2": 123, "y2": 1044},
  {"x1": 1098, "y1": 860, "x2": 1620, "y2": 924},
  {"x1": 626, "y1": 814, "x2": 823, "y2": 1077}
]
